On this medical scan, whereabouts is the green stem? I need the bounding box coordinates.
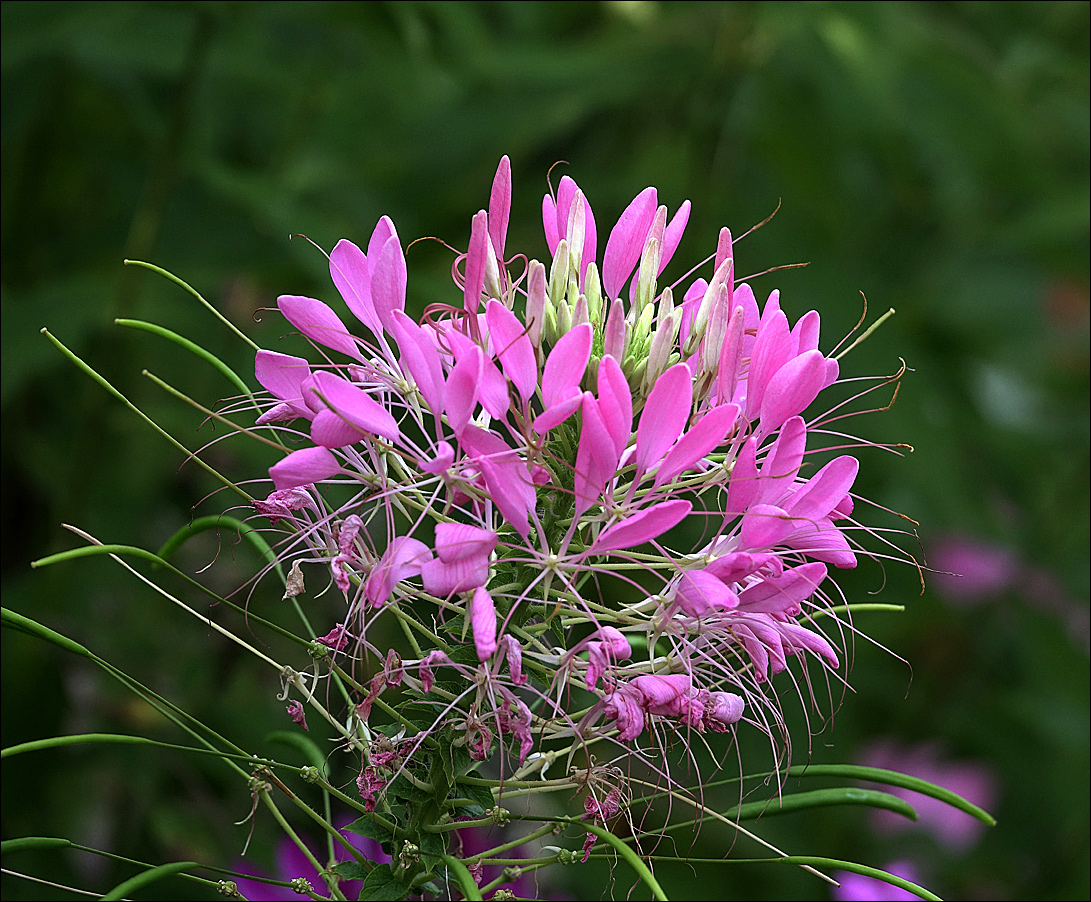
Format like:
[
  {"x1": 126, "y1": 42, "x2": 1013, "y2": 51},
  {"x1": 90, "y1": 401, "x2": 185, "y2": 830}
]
[{"x1": 40, "y1": 329, "x2": 251, "y2": 500}]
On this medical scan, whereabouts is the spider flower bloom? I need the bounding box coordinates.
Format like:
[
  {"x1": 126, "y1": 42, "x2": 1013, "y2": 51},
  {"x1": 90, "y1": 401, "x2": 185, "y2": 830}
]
[{"x1": 248, "y1": 155, "x2": 904, "y2": 807}]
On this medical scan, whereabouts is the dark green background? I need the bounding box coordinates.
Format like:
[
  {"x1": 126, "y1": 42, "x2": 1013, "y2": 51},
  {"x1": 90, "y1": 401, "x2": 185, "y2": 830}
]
[{"x1": 2, "y1": 2, "x2": 1087, "y2": 899}]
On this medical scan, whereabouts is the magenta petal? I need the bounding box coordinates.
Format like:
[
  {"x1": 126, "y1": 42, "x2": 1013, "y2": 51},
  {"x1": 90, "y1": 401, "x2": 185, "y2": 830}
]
[
  {"x1": 786, "y1": 519, "x2": 858, "y2": 569},
  {"x1": 632, "y1": 673, "x2": 691, "y2": 715},
  {"x1": 542, "y1": 193, "x2": 560, "y2": 253},
  {"x1": 674, "y1": 570, "x2": 739, "y2": 616},
  {"x1": 364, "y1": 537, "x2": 432, "y2": 607},
  {"x1": 635, "y1": 363, "x2": 692, "y2": 477},
  {"x1": 421, "y1": 555, "x2": 490, "y2": 597},
  {"x1": 725, "y1": 437, "x2": 759, "y2": 515},
  {"x1": 739, "y1": 503, "x2": 796, "y2": 551},
  {"x1": 593, "y1": 499, "x2": 692, "y2": 553},
  {"x1": 659, "y1": 200, "x2": 691, "y2": 274},
  {"x1": 391, "y1": 310, "x2": 445, "y2": 415},
  {"x1": 311, "y1": 371, "x2": 400, "y2": 442},
  {"x1": 759, "y1": 349, "x2": 827, "y2": 432},
  {"x1": 746, "y1": 309, "x2": 792, "y2": 418},
  {"x1": 574, "y1": 393, "x2": 618, "y2": 517},
  {"x1": 737, "y1": 562, "x2": 828, "y2": 615},
  {"x1": 464, "y1": 210, "x2": 488, "y2": 313},
  {"x1": 792, "y1": 309, "x2": 822, "y2": 354},
  {"x1": 470, "y1": 586, "x2": 498, "y2": 661},
  {"x1": 255, "y1": 350, "x2": 312, "y2": 410},
  {"x1": 704, "y1": 551, "x2": 782, "y2": 584},
  {"x1": 445, "y1": 351, "x2": 481, "y2": 436},
  {"x1": 256, "y1": 401, "x2": 299, "y2": 425},
  {"x1": 486, "y1": 300, "x2": 536, "y2": 402},
  {"x1": 597, "y1": 355, "x2": 633, "y2": 457},
  {"x1": 434, "y1": 523, "x2": 499, "y2": 563},
  {"x1": 270, "y1": 446, "x2": 340, "y2": 491},
  {"x1": 369, "y1": 235, "x2": 407, "y2": 336},
  {"x1": 532, "y1": 391, "x2": 583, "y2": 434},
  {"x1": 758, "y1": 416, "x2": 808, "y2": 498},
  {"x1": 367, "y1": 216, "x2": 398, "y2": 264},
  {"x1": 489, "y1": 156, "x2": 511, "y2": 260},
  {"x1": 330, "y1": 239, "x2": 380, "y2": 335},
  {"x1": 788, "y1": 456, "x2": 859, "y2": 523},
  {"x1": 653, "y1": 403, "x2": 738, "y2": 489},
  {"x1": 542, "y1": 322, "x2": 592, "y2": 408},
  {"x1": 278, "y1": 294, "x2": 362, "y2": 361},
  {"x1": 311, "y1": 409, "x2": 369, "y2": 448},
  {"x1": 603, "y1": 186, "x2": 657, "y2": 299}
]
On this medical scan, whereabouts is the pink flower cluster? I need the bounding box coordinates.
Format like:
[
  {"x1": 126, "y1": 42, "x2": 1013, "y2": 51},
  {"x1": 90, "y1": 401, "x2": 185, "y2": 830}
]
[{"x1": 250, "y1": 157, "x2": 872, "y2": 770}]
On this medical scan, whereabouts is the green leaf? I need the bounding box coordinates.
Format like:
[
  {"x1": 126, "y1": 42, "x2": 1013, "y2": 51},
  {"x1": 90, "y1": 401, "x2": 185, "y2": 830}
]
[
  {"x1": 332, "y1": 860, "x2": 372, "y2": 881},
  {"x1": 360, "y1": 863, "x2": 413, "y2": 901},
  {"x1": 344, "y1": 816, "x2": 396, "y2": 848}
]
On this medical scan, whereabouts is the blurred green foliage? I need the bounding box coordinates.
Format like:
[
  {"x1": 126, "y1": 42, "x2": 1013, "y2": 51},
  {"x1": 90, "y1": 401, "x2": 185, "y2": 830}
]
[{"x1": 2, "y1": 1, "x2": 1087, "y2": 899}]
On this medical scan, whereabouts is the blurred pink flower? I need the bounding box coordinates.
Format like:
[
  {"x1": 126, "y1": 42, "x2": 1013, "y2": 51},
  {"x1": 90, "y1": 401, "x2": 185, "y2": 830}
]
[
  {"x1": 862, "y1": 740, "x2": 997, "y2": 852},
  {"x1": 832, "y1": 860, "x2": 922, "y2": 901},
  {"x1": 929, "y1": 534, "x2": 1019, "y2": 603},
  {"x1": 232, "y1": 820, "x2": 388, "y2": 901}
]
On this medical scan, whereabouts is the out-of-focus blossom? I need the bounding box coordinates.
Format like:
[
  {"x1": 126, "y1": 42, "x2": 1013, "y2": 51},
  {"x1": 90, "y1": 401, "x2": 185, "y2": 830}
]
[
  {"x1": 232, "y1": 821, "x2": 388, "y2": 901},
  {"x1": 831, "y1": 860, "x2": 923, "y2": 902},
  {"x1": 861, "y1": 741, "x2": 997, "y2": 852},
  {"x1": 929, "y1": 534, "x2": 1019, "y2": 603}
]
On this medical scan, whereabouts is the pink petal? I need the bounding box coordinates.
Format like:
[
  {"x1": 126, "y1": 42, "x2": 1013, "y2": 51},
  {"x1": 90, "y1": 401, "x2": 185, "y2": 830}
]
[
  {"x1": 270, "y1": 446, "x2": 340, "y2": 491},
  {"x1": 366, "y1": 216, "x2": 398, "y2": 264},
  {"x1": 434, "y1": 522, "x2": 499, "y2": 563},
  {"x1": 391, "y1": 310, "x2": 445, "y2": 415},
  {"x1": 277, "y1": 295, "x2": 361, "y2": 361},
  {"x1": 421, "y1": 555, "x2": 490, "y2": 597},
  {"x1": 531, "y1": 394, "x2": 584, "y2": 435},
  {"x1": 739, "y1": 503, "x2": 796, "y2": 552},
  {"x1": 759, "y1": 349, "x2": 827, "y2": 432},
  {"x1": 444, "y1": 350, "x2": 481, "y2": 436},
  {"x1": 597, "y1": 355, "x2": 633, "y2": 457},
  {"x1": 758, "y1": 416, "x2": 808, "y2": 500},
  {"x1": 311, "y1": 409, "x2": 368, "y2": 448},
  {"x1": 635, "y1": 363, "x2": 692, "y2": 477},
  {"x1": 574, "y1": 392, "x2": 619, "y2": 517},
  {"x1": 725, "y1": 437, "x2": 759, "y2": 515},
  {"x1": 470, "y1": 587, "x2": 498, "y2": 661},
  {"x1": 592, "y1": 499, "x2": 692, "y2": 553},
  {"x1": 659, "y1": 200, "x2": 691, "y2": 274},
  {"x1": 369, "y1": 235, "x2": 407, "y2": 336},
  {"x1": 364, "y1": 537, "x2": 433, "y2": 607},
  {"x1": 488, "y1": 156, "x2": 511, "y2": 260},
  {"x1": 310, "y1": 371, "x2": 400, "y2": 443},
  {"x1": 602, "y1": 186, "x2": 657, "y2": 299},
  {"x1": 787, "y1": 456, "x2": 859, "y2": 523},
  {"x1": 485, "y1": 300, "x2": 536, "y2": 402},
  {"x1": 737, "y1": 562, "x2": 828, "y2": 615},
  {"x1": 542, "y1": 322, "x2": 592, "y2": 408},
  {"x1": 654, "y1": 403, "x2": 738, "y2": 489},
  {"x1": 674, "y1": 570, "x2": 739, "y2": 616},
  {"x1": 255, "y1": 350, "x2": 312, "y2": 411},
  {"x1": 745, "y1": 309, "x2": 792, "y2": 419},
  {"x1": 463, "y1": 210, "x2": 488, "y2": 313},
  {"x1": 542, "y1": 192, "x2": 560, "y2": 254},
  {"x1": 329, "y1": 239, "x2": 380, "y2": 335}
]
